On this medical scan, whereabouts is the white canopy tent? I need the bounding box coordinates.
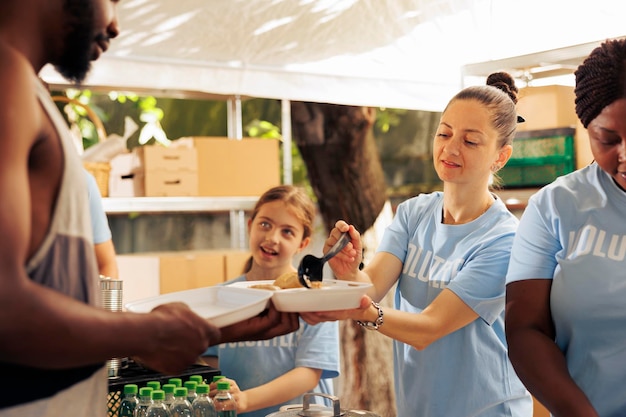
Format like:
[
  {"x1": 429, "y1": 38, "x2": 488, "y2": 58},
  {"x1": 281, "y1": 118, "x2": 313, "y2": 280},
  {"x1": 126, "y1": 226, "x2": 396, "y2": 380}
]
[{"x1": 41, "y1": 0, "x2": 626, "y2": 112}]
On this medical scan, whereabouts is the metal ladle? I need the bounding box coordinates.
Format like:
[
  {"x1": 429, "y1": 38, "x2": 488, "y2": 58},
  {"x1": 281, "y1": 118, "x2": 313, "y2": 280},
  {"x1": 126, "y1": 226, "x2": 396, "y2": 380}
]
[{"x1": 297, "y1": 232, "x2": 351, "y2": 288}]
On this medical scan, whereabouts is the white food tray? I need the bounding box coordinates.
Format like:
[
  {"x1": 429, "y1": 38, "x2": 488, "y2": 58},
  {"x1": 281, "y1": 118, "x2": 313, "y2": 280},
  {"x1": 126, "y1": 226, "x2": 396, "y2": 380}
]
[
  {"x1": 124, "y1": 286, "x2": 272, "y2": 327},
  {"x1": 228, "y1": 279, "x2": 372, "y2": 312}
]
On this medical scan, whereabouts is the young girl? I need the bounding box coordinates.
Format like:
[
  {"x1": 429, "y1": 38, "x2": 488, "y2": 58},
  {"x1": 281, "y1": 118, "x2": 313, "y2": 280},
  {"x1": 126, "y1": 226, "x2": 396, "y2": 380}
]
[{"x1": 204, "y1": 185, "x2": 340, "y2": 417}]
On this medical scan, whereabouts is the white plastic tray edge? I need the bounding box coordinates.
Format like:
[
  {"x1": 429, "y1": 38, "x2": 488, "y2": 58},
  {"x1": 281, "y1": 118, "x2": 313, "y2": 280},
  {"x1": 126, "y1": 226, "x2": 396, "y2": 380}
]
[
  {"x1": 227, "y1": 279, "x2": 372, "y2": 312},
  {"x1": 124, "y1": 286, "x2": 272, "y2": 328}
]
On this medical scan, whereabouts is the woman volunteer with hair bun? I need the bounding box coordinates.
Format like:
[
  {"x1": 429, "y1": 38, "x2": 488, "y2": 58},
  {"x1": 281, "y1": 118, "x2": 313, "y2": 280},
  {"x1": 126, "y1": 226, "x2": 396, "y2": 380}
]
[
  {"x1": 505, "y1": 38, "x2": 626, "y2": 417},
  {"x1": 303, "y1": 72, "x2": 532, "y2": 417}
]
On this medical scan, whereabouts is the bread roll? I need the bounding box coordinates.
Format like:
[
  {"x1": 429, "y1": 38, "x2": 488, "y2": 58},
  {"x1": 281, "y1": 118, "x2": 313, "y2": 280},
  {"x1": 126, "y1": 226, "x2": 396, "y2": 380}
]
[{"x1": 273, "y1": 271, "x2": 303, "y2": 289}]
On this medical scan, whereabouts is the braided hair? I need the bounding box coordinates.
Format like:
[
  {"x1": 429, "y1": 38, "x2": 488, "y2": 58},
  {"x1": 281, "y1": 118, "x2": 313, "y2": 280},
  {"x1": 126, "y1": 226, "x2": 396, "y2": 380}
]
[
  {"x1": 575, "y1": 38, "x2": 626, "y2": 128},
  {"x1": 446, "y1": 71, "x2": 519, "y2": 148}
]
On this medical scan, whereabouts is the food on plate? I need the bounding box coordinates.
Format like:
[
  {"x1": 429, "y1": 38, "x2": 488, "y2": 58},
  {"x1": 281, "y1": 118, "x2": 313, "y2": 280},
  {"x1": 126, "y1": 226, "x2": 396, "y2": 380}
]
[
  {"x1": 249, "y1": 284, "x2": 282, "y2": 291},
  {"x1": 272, "y1": 272, "x2": 323, "y2": 289},
  {"x1": 272, "y1": 272, "x2": 302, "y2": 289}
]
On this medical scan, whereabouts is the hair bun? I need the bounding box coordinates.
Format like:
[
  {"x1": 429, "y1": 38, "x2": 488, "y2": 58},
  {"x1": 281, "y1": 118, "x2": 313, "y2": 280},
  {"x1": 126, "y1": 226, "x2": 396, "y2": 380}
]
[{"x1": 486, "y1": 72, "x2": 518, "y2": 104}]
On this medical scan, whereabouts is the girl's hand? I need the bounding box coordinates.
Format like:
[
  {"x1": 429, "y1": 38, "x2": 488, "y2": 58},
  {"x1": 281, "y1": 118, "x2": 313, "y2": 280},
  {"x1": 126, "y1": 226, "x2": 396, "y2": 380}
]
[
  {"x1": 210, "y1": 377, "x2": 249, "y2": 413},
  {"x1": 325, "y1": 221, "x2": 362, "y2": 280}
]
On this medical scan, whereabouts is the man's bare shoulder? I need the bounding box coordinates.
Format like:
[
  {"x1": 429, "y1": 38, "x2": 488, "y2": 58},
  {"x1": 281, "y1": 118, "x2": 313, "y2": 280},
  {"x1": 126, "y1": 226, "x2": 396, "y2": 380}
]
[
  {"x1": 0, "y1": 40, "x2": 42, "y2": 148},
  {"x1": 0, "y1": 39, "x2": 35, "y2": 85}
]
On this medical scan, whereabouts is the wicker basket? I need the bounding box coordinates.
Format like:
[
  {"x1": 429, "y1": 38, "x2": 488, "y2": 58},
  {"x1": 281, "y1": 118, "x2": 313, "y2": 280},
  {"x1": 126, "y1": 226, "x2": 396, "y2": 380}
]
[{"x1": 53, "y1": 96, "x2": 110, "y2": 197}]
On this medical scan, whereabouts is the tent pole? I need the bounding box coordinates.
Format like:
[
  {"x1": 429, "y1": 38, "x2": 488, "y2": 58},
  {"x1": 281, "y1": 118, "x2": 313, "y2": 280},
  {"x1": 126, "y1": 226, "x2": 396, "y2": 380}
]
[
  {"x1": 281, "y1": 99, "x2": 293, "y2": 185},
  {"x1": 227, "y1": 95, "x2": 243, "y2": 140},
  {"x1": 226, "y1": 94, "x2": 246, "y2": 249}
]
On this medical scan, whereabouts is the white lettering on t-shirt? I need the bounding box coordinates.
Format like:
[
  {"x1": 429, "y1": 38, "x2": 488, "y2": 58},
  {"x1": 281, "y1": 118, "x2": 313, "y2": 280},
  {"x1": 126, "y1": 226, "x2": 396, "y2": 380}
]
[
  {"x1": 567, "y1": 226, "x2": 626, "y2": 261},
  {"x1": 404, "y1": 243, "x2": 464, "y2": 288}
]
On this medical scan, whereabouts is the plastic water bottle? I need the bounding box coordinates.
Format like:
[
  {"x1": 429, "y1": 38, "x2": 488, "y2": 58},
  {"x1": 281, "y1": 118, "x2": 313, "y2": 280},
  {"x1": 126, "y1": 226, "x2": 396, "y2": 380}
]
[
  {"x1": 162, "y1": 384, "x2": 177, "y2": 408},
  {"x1": 135, "y1": 387, "x2": 154, "y2": 417},
  {"x1": 146, "y1": 390, "x2": 169, "y2": 417},
  {"x1": 192, "y1": 384, "x2": 216, "y2": 417},
  {"x1": 169, "y1": 387, "x2": 193, "y2": 417},
  {"x1": 118, "y1": 384, "x2": 139, "y2": 417},
  {"x1": 184, "y1": 381, "x2": 198, "y2": 405},
  {"x1": 213, "y1": 381, "x2": 237, "y2": 417},
  {"x1": 168, "y1": 378, "x2": 183, "y2": 388},
  {"x1": 147, "y1": 381, "x2": 161, "y2": 391},
  {"x1": 189, "y1": 375, "x2": 204, "y2": 385}
]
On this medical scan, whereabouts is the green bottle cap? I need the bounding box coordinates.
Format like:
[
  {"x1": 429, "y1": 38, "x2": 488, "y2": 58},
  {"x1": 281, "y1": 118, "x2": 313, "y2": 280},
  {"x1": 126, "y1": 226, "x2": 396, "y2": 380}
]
[
  {"x1": 151, "y1": 390, "x2": 165, "y2": 401},
  {"x1": 162, "y1": 383, "x2": 176, "y2": 394},
  {"x1": 189, "y1": 375, "x2": 204, "y2": 384},
  {"x1": 123, "y1": 384, "x2": 138, "y2": 395},
  {"x1": 168, "y1": 378, "x2": 183, "y2": 387},
  {"x1": 216, "y1": 381, "x2": 230, "y2": 391},
  {"x1": 183, "y1": 380, "x2": 197, "y2": 391},
  {"x1": 174, "y1": 387, "x2": 188, "y2": 397},
  {"x1": 139, "y1": 387, "x2": 153, "y2": 397},
  {"x1": 146, "y1": 381, "x2": 161, "y2": 390},
  {"x1": 212, "y1": 375, "x2": 225, "y2": 383},
  {"x1": 196, "y1": 384, "x2": 209, "y2": 394}
]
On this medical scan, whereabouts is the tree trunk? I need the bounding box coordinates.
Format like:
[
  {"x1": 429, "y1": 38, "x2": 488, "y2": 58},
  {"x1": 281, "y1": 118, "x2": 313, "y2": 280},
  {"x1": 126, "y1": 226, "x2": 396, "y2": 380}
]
[
  {"x1": 291, "y1": 102, "x2": 395, "y2": 417},
  {"x1": 290, "y1": 102, "x2": 387, "y2": 233}
]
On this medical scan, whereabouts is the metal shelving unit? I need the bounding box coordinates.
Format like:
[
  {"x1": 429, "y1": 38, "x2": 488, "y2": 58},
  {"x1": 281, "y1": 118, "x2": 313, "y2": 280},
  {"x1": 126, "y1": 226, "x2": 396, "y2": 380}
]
[
  {"x1": 98, "y1": 96, "x2": 293, "y2": 250},
  {"x1": 101, "y1": 196, "x2": 258, "y2": 214},
  {"x1": 102, "y1": 196, "x2": 258, "y2": 249}
]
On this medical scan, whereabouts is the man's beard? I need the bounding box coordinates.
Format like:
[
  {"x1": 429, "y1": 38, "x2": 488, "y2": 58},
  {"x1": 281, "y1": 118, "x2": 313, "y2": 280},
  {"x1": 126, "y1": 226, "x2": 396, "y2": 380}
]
[{"x1": 53, "y1": 0, "x2": 96, "y2": 84}]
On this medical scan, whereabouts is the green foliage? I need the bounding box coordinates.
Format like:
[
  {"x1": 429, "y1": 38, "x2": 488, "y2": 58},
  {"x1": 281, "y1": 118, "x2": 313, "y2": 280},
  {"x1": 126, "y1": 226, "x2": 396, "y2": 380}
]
[{"x1": 375, "y1": 107, "x2": 408, "y2": 133}]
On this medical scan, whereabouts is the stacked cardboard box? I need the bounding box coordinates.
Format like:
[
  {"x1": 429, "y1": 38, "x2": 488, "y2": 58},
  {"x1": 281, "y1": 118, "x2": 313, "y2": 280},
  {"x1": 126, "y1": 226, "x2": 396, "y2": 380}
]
[
  {"x1": 108, "y1": 138, "x2": 280, "y2": 198},
  {"x1": 191, "y1": 137, "x2": 280, "y2": 196},
  {"x1": 140, "y1": 146, "x2": 199, "y2": 196},
  {"x1": 117, "y1": 249, "x2": 251, "y2": 304}
]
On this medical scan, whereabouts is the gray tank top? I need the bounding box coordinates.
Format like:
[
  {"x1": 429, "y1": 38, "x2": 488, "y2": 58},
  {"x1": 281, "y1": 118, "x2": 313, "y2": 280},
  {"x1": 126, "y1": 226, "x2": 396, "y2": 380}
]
[{"x1": 0, "y1": 77, "x2": 103, "y2": 409}]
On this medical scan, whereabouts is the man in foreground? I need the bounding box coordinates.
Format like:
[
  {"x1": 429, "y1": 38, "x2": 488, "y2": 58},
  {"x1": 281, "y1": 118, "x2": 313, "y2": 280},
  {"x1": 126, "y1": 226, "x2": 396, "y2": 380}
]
[{"x1": 0, "y1": 0, "x2": 298, "y2": 414}]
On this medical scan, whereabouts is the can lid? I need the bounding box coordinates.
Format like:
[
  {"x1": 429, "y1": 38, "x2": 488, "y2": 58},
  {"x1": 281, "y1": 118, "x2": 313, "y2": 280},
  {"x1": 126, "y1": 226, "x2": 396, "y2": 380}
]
[{"x1": 99, "y1": 276, "x2": 123, "y2": 290}]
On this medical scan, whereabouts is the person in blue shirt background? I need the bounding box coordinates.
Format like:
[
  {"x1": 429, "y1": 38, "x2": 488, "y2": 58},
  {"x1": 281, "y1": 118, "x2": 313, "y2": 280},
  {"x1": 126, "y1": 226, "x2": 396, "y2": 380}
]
[
  {"x1": 303, "y1": 72, "x2": 532, "y2": 416},
  {"x1": 506, "y1": 38, "x2": 626, "y2": 417},
  {"x1": 85, "y1": 169, "x2": 118, "y2": 278}
]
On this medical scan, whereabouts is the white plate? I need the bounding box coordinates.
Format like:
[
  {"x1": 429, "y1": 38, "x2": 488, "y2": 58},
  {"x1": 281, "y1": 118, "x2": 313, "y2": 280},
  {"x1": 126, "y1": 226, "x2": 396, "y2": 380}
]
[
  {"x1": 124, "y1": 286, "x2": 272, "y2": 327},
  {"x1": 228, "y1": 279, "x2": 372, "y2": 312}
]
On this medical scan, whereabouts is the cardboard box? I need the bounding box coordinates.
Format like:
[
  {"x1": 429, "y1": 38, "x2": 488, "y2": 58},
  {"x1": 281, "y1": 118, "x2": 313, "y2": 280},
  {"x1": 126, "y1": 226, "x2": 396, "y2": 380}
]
[
  {"x1": 116, "y1": 254, "x2": 160, "y2": 304},
  {"x1": 108, "y1": 152, "x2": 145, "y2": 197},
  {"x1": 144, "y1": 170, "x2": 198, "y2": 197},
  {"x1": 516, "y1": 85, "x2": 577, "y2": 131},
  {"x1": 157, "y1": 251, "x2": 224, "y2": 294},
  {"x1": 139, "y1": 145, "x2": 198, "y2": 172},
  {"x1": 135, "y1": 145, "x2": 199, "y2": 196},
  {"x1": 116, "y1": 250, "x2": 226, "y2": 299},
  {"x1": 192, "y1": 137, "x2": 280, "y2": 197},
  {"x1": 223, "y1": 250, "x2": 251, "y2": 280}
]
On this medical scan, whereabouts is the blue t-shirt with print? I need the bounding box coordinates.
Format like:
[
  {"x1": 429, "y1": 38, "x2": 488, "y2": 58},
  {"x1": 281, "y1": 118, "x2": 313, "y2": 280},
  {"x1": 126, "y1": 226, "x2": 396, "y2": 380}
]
[
  {"x1": 381, "y1": 192, "x2": 531, "y2": 417},
  {"x1": 507, "y1": 163, "x2": 626, "y2": 417}
]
